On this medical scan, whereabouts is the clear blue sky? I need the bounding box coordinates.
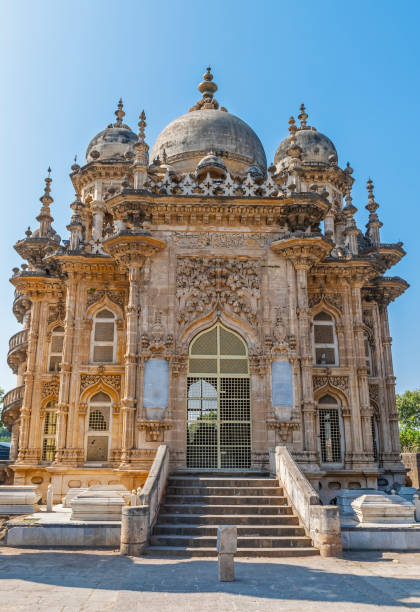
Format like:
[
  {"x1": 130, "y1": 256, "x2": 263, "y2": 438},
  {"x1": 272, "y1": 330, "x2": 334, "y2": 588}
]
[{"x1": 0, "y1": 0, "x2": 418, "y2": 394}]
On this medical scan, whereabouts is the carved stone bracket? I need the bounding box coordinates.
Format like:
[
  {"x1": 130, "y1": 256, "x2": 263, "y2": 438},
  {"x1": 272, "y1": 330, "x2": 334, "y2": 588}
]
[
  {"x1": 267, "y1": 420, "x2": 300, "y2": 442},
  {"x1": 170, "y1": 355, "x2": 188, "y2": 377},
  {"x1": 137, "y1": 419, "x2": 173, "y2": 442}
]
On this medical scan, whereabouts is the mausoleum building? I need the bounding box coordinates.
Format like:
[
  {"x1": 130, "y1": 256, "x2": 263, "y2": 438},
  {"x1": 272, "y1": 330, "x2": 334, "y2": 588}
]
[{"x1": 3, "y1": 69, "x2": 408, "y2": 502}]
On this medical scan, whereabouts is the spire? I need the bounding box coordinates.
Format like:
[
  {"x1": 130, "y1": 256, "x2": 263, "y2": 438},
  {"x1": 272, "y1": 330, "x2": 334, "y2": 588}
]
[
  {"x1": 189, "y1": 67, "x2": 227, "y2": 112},
  {"x1": 286, "y1": 116, "x2": 302, "y2": 159},
  {"x1": 36, "y1": 167, "x2": 54, "y2": 237},
  {"x1": 343, "y1": 186, "x2": 359, "y2": 255},
  {"x1": 298, "y1": 103, "x2": 309, "y2": 129},
  {"x1": 137, "y1": 110, "x2": 146, "y2": 143},
  {"x1": 132, "y1": 110, "x2": 149, "y2": 188},
  {"x1": 365, "y1": 178, "x2": 382, "y2": 247}
]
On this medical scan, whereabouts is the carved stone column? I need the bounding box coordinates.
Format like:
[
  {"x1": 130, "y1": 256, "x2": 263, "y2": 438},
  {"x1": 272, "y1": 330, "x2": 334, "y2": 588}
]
[
  {"x1": 351, "y1": 282, "x2": 374, "y2": 461},
  {"x1": 16, "y1": 299, "x2": 40, "y2": 463},
  {"x1": 54, "y1": 270, "x2": 77, "y2": 464},
  {"x1": 103, "y1": 232, "x2": 165, "y2": 468},
  {"x1": 271, "y1": 236, "x2": 332, "y2": 465},
  {"x1": 9, "y1": 422, "x2": 20, "y2": 461}
]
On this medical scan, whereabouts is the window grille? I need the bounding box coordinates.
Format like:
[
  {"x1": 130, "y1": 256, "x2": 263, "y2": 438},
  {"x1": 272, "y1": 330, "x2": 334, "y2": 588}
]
[
  {"x1": 42, "y1": 438, "x2": 56, "y2": 462},
  {"x1": 365, "y1": 334, "x2": 374, "y2": 376},
  {"x1": 318, "y1": 395, "x2": 342, "y2": 463},
  {"x1": 371, "y1": 415, "x2": 379, "y2": 462},
  {"x1": 187, "y1": 324, "x2": 251, "y2": 470},
  {"x1": 86, "y1": 393, "x2": 111, "y2": 462},
  {"x1": 313, "y1": 312, "x2": 338, "y2": 366},
  {"x1": 91, "y1": 309, "x2": 116, "y2": 363},
  {"x1": 49, "y1": 326, "x2": 64, "y2": 372},
  {"x1": 42, "y1": 402, "x2": 58, "y2": 461}
]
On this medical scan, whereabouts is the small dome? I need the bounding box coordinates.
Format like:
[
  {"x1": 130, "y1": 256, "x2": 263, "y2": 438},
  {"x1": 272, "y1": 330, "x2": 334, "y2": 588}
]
[
  {"x1": 85, "y1": 100, "x2": 137, "y2": 163},
  {"x1": 246, "y1": 165, "x2": 264, "y2": 179},
  {"x1": 275, "y1": 128, "x2": 337, "y2": 169},
  {"x1": 196, "y1": 153, "x2": 227, "y2": 179},
  {"x1": 149, "y1": 69, "x2": 266, "y2": 175}
]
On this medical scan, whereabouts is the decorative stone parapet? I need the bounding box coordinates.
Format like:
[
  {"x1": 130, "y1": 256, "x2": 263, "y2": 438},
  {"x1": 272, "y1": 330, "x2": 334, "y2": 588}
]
[
  {"x1": 0, "y1": 485, "x2": 41, "y2": 514},
  {"x1": 351, "y1": 494, "x2": 415, "y2": 524}
]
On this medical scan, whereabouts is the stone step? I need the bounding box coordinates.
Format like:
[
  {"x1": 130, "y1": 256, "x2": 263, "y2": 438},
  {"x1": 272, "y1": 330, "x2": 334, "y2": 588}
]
[
  {"x1": 164, "y1": 495, "x2": 288, "y2": 506},
  {"x1": 172, "y1": 471, "x2": 271, "y2": 479},
  {"x1": 162, "y1": 504, "x2": 294, "y2": 515},
  {"x1": 154, "y1": 524, "x2": 306, "y2": 537},
  {"x1": 166, "y1": 486, "x2": 284, "y2": 496},
  {"x1": 147, "y1": 546, "x2": 319, "y2": 558},
  {"x1": 168, "y1": 477, "x2": 278, "y2": 488},
  {"x1": 150, "y1": 535, "x2": 312, "y2": 548},
  {"x1": 157, "y1": 513, "x2": 300, "y2": 525}
]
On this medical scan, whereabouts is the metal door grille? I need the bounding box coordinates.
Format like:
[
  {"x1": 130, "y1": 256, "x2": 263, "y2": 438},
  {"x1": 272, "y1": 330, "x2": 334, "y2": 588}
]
[{"x1": 187, "y1": 324, "x2": 251, "y2": 469}]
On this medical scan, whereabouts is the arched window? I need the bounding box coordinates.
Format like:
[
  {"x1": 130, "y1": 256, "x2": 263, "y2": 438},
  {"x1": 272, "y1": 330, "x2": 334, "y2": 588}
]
[
  {"x1": 49, "y1": 326, "x2": 64, "y2": 372},
  {"x1": 364, "y1": 333, "x2": 374, "y2": 376},
  {"x1": 318, "y1": 394, "x2": 343, "y2": 464},
  {"x1": 42, "y1": 400, "x2": 58, "y2": 461},
  {"x1": 313, "y1": 312, "x2": 338, "y2": 366},
  {"x1": 91, "y1": 309, "x2": 116, "y2": 363},
  {"x1": 86, "y1": 392, "x2": 112, "y2": 463}
]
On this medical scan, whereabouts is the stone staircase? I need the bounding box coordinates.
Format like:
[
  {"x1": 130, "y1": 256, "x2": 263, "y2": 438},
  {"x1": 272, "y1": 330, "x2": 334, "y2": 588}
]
[{"x1": 148, "y1": 472, "x2": 319, "y2": 557}]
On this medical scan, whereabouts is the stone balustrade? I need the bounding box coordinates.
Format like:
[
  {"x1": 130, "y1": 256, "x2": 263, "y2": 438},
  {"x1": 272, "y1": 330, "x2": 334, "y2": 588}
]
[
  {"x1": 2, "y1": 385, "x2": 25, "y2": 429},
  {"x1": 7, "y1": 329, "x2": 29, "y2": 373},
  {"x1": 270, "y1": 445, "x2": 342, "y2": 557}
]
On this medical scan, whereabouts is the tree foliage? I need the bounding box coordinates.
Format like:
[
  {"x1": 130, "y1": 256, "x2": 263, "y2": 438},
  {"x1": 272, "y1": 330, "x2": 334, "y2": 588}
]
[{"x1": 397, "y1": 388, "x2": 420, "y2": 452}]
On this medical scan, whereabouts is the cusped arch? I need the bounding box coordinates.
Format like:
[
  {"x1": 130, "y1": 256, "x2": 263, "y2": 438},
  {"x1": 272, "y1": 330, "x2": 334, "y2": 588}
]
[
  {"x1": 86, "y1": 294, "x2": 123, "y2": 320},
  {"x1": 80, "y1": 380, "x2": 120, "y2": 405},
  {"x1": 47, "y1": 320, "x2": 65, "y2": 334},
  {"x1": 313, "y1": 384, "x2": 348, "y2": 409},
  {"x1": 179, "y1": 308, "x2": 256, "y2": 349},
  {"x1": 311, "y1": 297, "x2": 341, "y2": 323}
]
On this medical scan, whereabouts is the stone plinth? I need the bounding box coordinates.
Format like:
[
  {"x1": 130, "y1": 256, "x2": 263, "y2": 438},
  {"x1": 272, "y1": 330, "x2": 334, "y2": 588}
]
[
  {"x1": 88, "y1": 485, "x2": 130, "y2": 504},
  {"x1": 217, "y1": 526, "x2": 237, "y2": 582},
  {"x1": 337, "y1": 489, "x2": 386, "y2": 519},
  {"x1": 0, "y1": 485, "x2": 41, "y2": 514},
  {"x1": 70, "y1": 490, "x2": 126, "y2": 521},
  {"x1": 352, "y1": 494, "x2": 415, "y2": 524},
  {"x1": 62, "y1": 488, "x2": 88, "y2": 508}
]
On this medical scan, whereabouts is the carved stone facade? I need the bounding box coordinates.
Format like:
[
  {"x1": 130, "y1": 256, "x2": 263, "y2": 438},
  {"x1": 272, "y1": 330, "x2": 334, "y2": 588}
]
[{"x1": 4, "y1": 70, "x2": 408, "y2": 502}]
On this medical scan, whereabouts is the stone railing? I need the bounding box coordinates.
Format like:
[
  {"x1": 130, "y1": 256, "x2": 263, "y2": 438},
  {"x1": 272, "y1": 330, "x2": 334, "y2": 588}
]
[
  {"x1": 120, "y1": 444, "x2": 169, "y2": 556},
  {"x1": 270, "y1": 446, "x2": 342, "y2": 557},
  {"x1": 8, "y1": 329, "x2": 29, "y2": 353},
  {"x1": 3, "y1": 386, "x2": 25, "y2": 411},
  {"x1": 138, "y1": 444, "x2": 169, "y2": 529}
]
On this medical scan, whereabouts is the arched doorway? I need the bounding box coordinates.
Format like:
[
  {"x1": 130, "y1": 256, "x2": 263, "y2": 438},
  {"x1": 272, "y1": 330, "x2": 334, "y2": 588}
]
[{"x1": 187, "y1": 323, "x2": 251, "y2": 469}]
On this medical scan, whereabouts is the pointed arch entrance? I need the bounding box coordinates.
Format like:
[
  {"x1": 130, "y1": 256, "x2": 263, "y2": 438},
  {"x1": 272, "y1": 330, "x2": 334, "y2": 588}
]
[{"x1": 187, "y1": 323, "x2": 251, "y2": 469}]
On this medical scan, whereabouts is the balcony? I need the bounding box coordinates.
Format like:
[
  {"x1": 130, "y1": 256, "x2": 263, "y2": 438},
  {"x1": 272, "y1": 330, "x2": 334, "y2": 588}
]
[
  {"x1": 2, "y1": 385, "x2": 24, "y2": 430},
  {"x1": 7, "y1": 329, "x2": 29, "y2": 374},
  {"x1": 13, "y1": 290, "x2": 31, "y2": 323}
]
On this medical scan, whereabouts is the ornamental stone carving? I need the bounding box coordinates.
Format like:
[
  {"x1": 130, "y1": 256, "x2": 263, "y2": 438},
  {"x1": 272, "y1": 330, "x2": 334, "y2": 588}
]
[
  {"x1": 41, "y1": 376, "x2": 60, "y2": 399},
  {"x1": 313, "y1": 375, "x2": 349, "y2": 393},
  {"x1": 176, "y1": 257, "x2": 260, "y2": 327},
  {"x1": 80, "y1": 373, "x2": 121, "y2": 394},
  {"x1": 308, "y1": 292, "x2": 343, "y2": 312},
  {"x1": 48, "y1": 301, "x2": 65, "y2": 324},
  {"x1": 171, "y1": 232, "x2": 278, "y2": 249},
  {"x1": 86, "y1": 289, "x2": 126, "y2": 310}
]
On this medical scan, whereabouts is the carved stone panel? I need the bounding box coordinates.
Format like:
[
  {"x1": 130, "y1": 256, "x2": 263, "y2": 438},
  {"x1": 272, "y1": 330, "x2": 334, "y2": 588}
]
[
  {"x1": 313, "y1": 375, "x2": 349, "y2": 393},
  {"x1": 80, "y1": 374, "x2": 121, "y2": 394},
  {"x1": 176, "y1": 257, "x2": 260, "y2": 327},
  {"x1": 41, "y1": 376, "x2": 60, "y2": 399}
]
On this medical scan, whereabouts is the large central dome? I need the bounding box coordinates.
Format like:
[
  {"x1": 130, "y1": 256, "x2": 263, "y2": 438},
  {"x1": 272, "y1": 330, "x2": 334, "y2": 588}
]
[{"x1": 149, "y1": 69, "x2": 267, "y2": 175}]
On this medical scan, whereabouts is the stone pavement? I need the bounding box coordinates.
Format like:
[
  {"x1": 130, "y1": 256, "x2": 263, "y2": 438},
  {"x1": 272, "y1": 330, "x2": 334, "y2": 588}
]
[{"x1": 0, "y1": 548, "x2": 419, "y2": 611}]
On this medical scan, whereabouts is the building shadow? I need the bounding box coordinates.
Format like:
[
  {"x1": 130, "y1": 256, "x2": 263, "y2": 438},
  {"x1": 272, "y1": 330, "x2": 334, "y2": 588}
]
[{"x1": 0, "y1": 550, "x2": 419, "y2": 607}]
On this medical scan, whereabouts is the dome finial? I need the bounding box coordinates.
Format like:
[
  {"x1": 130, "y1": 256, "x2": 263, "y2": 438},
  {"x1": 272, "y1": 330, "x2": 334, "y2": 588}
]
[
  {"x1": 298, "y1": 103, "x2": 308, "y2": 129},
  {"x1": 36, "y1": 169, "x2": 54, "y2": 238},
  {"x1": 190, "y1": 67, "x2": 227, "y2": 112},
  {"x1": 114, "y1": 98, "x2": 125, "y2": 127}
]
